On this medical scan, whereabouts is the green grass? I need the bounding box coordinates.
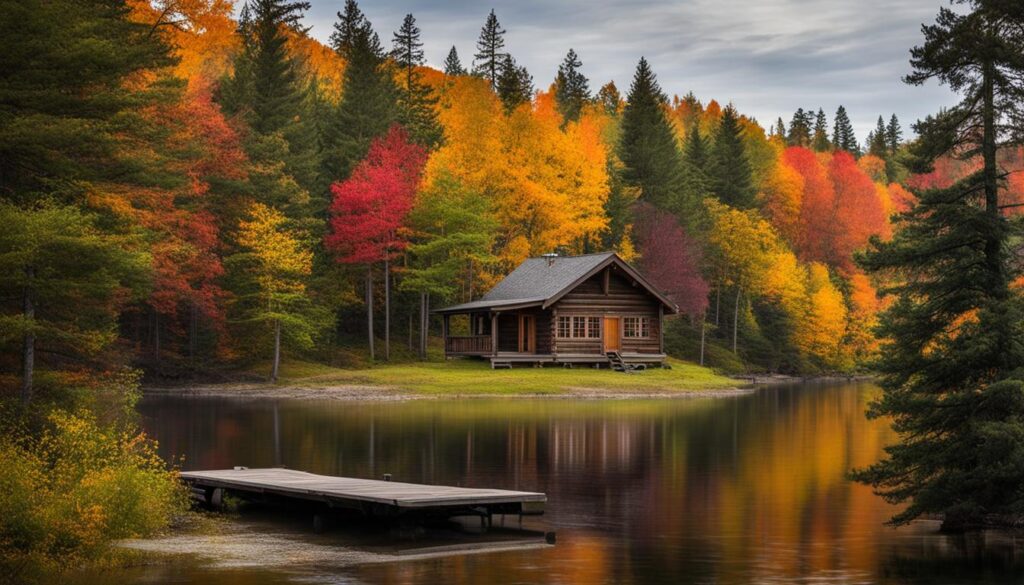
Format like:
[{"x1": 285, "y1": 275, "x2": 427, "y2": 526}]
[{"x1": 257, "y1": 357, "x2": 737, "y2": 395}]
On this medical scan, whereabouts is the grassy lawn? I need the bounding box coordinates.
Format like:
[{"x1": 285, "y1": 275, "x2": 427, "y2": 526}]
[{"x1": 258, "y1": 358, "x2": 737, "y2": 395}]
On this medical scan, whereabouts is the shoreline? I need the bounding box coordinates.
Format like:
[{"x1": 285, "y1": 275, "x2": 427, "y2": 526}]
[{"x1": 142, "y1": 382, "x2": 754, "y2": 401}]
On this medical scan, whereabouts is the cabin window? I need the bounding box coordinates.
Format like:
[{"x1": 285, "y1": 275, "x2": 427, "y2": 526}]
[
  {"x1": 623, "y1": 316, "x2": 650, "y2": 338},
  {"x1": 558, "y1": 316, "x2": 601, "y2": 339},
  {"x1": 557, "y1": 316, "x2": 571, "y2": 338}
]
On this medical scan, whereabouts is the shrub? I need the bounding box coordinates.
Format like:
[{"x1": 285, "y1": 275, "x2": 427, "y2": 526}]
[{"x1": 0, "y1": 410, "x2": 188, "y2": 577}]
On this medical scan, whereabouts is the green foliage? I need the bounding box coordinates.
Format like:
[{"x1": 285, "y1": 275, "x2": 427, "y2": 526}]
[
  {"x1": 708, "y1": 105, "x2": 756, "y2": 209},
  {"x1": 0, "y1": 409, "x2": 188, "y2": 577},
  {"x1": 787, "y1": 108, "x2": 812, "y2": 147},
  {"x1": 319, "y1": 14, "x2": 399, "y2": 185},
  {"x1": 496, "y1": 55, "x2": 533, "y2": 113},
  {"x1": 554, "y1": 49, "x2": 591, "y2": 126},
  {"x1": 443, "y1": 46, "x2": 466, "y2": 76},
  {"x1": 472, "y1": 10, "x2": 507, "y2": 88},
  {"x1": 403, "y1": 173, "x2": 498, "y2": 298},
  {"x1": 391, "y1": 14, "x2": 443, "y2": 148},
  {"x1": 832, "y1": 105, "x2": 858, "y2": 154},
  {"x1": 618, "y1": 58, "x2": 684, "y2": 212},
  {"x1": 812, "y1": 109, "x2": 831, "y2": 152}
]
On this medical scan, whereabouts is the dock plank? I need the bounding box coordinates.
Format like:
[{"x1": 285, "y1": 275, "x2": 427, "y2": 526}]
[{"x1": 180, "y1": 468, "x2": 547, "y2": 510}]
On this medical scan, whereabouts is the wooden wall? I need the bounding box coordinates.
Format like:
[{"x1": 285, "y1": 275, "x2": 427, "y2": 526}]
[
  {"x1": 495, "y1": 308, "x2": 552, "y2": 353},
  {"x1": 552, "y1": 265, "x2": 663, "y2": 355}
]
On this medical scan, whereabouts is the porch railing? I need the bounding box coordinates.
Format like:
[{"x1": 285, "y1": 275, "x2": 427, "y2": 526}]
[{"x1": 445, "y1": 335, "x2": 493, "y2": 355}]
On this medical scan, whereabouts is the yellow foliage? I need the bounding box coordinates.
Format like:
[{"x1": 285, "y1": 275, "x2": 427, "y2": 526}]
[
  {"x1": 760, "y1": 162, "x2": 804, "y2": 244},
  {"x1": 857, "y1": 154, "x2": 887, "y2": 183},
  {"x1": 799, "y1": 263, "x2": 848, "y2": 366},
  {"x1": 127, "y1": 0, "x2": 239, "y2": 81},
  {"x1": 237, "y1": 203, "x2": 312, "y2": 298}
]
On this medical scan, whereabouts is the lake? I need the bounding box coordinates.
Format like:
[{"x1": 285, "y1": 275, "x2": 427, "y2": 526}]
[{"x1": 83, "y1": 381, "x2": 1024, "y2": 584}]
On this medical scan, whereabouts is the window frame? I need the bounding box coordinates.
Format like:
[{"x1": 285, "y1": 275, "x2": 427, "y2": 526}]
[
  {"x1": 623, "y1": 316, "x2": 650, "y2": 339},
  {"x1": 556, "y1": 315, "x2": 603, "y2": 339}
]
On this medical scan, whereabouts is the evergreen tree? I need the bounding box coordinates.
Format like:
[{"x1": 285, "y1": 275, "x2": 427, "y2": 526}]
[
  {"x1": 812, "y1": 108, "x2": 831, "y2": 151},
  {"x1": 472, "y1": 9, "x2": 507, "y2": 89},
  {"x1": 772, "y1": 117, "x2": 787, "y2": 141},
  {"x1": 617, "y1": 58, "x2": 685, "y2": 213},
  {"x1": 443, "y1": 45, "x2": 466, "y2": 75},
  {"x1": 597, "y1": 81, "x2": 622, "y2": 116},
  {"x1": 220, "y1": 0, "x2": 318, "y2": 194},
  {"x1": 680, "y1": 122, "x2": 712, "y2": 215},
  {"x1": 885, "y1": 114, "x2": 903, "y2": 153},
  {"x1": 496, "y1": 55, "x2": 533, "y2": 113},
  {"x1": 320, "y1": 13, "x2": 399, "y2": 187},
  {"x1": 391, "y1": 14, "x2": 442, "y2": 148},
  {"x1": 787, "y1": 108, "x2": 812, "y2": 147},
  {"x1": 329, "y1": 0, "x2": 366, "y2": 56},
  {"x1": 867, "y1": 115, "x2": 889, "y2": 157},
  {"x1": 832, "y1": 105, "x2": 858, "y2": 154},
  {"x1": 852, "y1": 0, "x2": 1024, "y2": 532},
  {"x1": 554, "y1": 49, "x2": 591, "y2": 126},
  {"x1": 708, "y1": 105, "x2": 756, "y2": 209}
]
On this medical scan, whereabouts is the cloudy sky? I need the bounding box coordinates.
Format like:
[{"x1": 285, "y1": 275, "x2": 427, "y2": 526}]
[{"x1": 301, "y1": 0, "x2": 958, "y2": 143}]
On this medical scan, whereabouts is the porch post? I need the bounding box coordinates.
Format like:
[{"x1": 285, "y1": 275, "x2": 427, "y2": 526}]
[
  {"x1": 442, "y1": 313, "x2": 449, "y2": 359},
  {"x1": 659, "y1": 305, "x2": 665, "y2": 355},
  {"x1": 491, "y1": 312, "x2": 499, "y2": 357}
]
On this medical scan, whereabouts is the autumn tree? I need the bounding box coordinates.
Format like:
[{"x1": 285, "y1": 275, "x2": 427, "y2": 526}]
[
  {"x1": 554, "y1": 49, "x2": 591, "y2": 126},
  {"x1": 326, "y1": 127, "x2": 427, "y2": 361},
  {"x1": 708, "y1": 105, "x2": 756, "y2": 209},
  {"x1": 473, "y1": 9, "x2": 507, "y2": 88},
  {"x1": 787, "y1": 108, "x2": 812, "y2": 147},
  {"x1": 596, "y1": 82, "x2": 622, "y2": 116},
  {"x1": 852, "y1": 0, "x2": 1024, "y2": 531},
  {"x1": 618, "y1": 58, "x2": 685, "y2": 213},
  {"x1": 391, "y1": 13, "x2": 442, "y2": 148},
  {"x1": 227, "y1": 203, "x2": 319, "y2": 382}
]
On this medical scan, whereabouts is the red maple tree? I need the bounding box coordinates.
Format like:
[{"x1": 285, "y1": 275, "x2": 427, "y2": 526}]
[{"x1": 632, "y1": 203, "x2": 709, "y2": 318}]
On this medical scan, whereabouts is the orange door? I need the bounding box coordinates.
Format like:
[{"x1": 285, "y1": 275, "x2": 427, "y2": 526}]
[
  {"x1": 518, "y1": 315, "x2": 536, "y2": 353},
  {"x1": 603, "y1": 317, "x2": 620, "y2": 352}
]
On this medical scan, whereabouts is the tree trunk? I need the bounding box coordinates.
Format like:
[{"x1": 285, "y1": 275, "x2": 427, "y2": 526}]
[
  {"x1": 699, "y1": 310, "x2": 706, "y2": 366},
  {"x1": 732, "y1": 288, "x2": 741, "y2": 354},
  {"x1": 419, "y1": 292, "x2": 428, "y2": 360},
  {"x1": 384, "y1": 257, "x2": 390, "y2": 361},
  {"x1": 271, "y1": 319, "x2": 281, "y2": 382},
  {"x1": 981, "y1": 58, "x2": 1003, "y2": 292},
  {"x1": 408, "y1": 313, "x2": 413, "y2": 352},
  {"x1": 367, "y1": 264, "x2": 375, "y2": 361},
  {"x1": 715, "y1": 287, "x2": 721, "y2": 326},
  {"x1": 153, "y1": 309, "x2": 160, "y2": 364},
  {"x1": 21, "y1": 266, "x2": 35, "y2": 404},
  {"x1": 189, "y1": 302, "x2": 198, "y2": 365}
]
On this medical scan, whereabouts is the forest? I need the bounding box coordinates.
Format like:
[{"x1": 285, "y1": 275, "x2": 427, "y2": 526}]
[{"x1": 4, "y1": 0, "x2": 1024, "y2": 397}]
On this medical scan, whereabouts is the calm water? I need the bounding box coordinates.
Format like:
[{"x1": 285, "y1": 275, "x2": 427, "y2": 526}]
[{"x1": 98, "y1": 383, "x2": 1024, "y2": 583}]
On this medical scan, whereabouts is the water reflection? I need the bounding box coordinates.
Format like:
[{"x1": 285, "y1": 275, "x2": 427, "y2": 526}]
[{"x1": 133, "y1": 382, "x2": 1024, "y2": 585}]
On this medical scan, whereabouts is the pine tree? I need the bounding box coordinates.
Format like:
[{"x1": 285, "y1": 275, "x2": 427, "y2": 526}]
[
  {"x1": 329, "y1": 0, "x2": 366, "y2": 56},
  {"x1": 852, "y1": 0, "x2": 1024, "y2": 532},
  {"x1": 443, "y1": 46, "x2": 466, "y2": 75},
  {"x1": 787, "y1": 108, "x2": 812, "y2": 147},
  {"x1": 597, "y1": 81, "x2": 622, "y2": 116},
  {"x1": 554, "y1": 49, "x2": 591, "y2": 126},
  {"x1": 679, "y1": 122, "x2": 712, "y2": 216},
  {"x1": 885, "y1": 114, "x2": 903, "y2": 153},
  {"x1": 319, "y1": 13, "x2": 399, "y2": 187},
  {"x1": 496, "y1": 55, "x2": 533, "y2": 113},
  {"x1": 812, "y1": 108, "x2": 831, "y2": 151},
  {"x1": 867, "y1": 115, "x2": 889, "y2": 157},
  {"x1": 708, "y1": 105, "x2": 756, "y2": 209},
  {"x1": 773, "y1": 117, "x2": 787, "y2": 141},
  {"x1": 617, "y1": 58, "x2": 685, "y2": 213},
  {"x1": 832, "y1": 105, "x2": 858, "y2": 154},
  {"x1": 472, "y1": 9, "x2": 507, "y2": 89},
  {"x1": 391, "y1": 13, "x2": 442, "y2": 148}
]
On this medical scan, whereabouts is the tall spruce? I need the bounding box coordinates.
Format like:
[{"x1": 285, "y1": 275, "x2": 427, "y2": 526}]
[
  {"x1": 680, "y1": 122, "x2": 712, "y2": 216},
  {"x1": 812, "y1": 108, "x2": 831, "y2": 151},
  {"x1": 773, "y1": 117, "x2": 787, "y2": 141},
  {"x1": 832, "y1": 105, "x2": 858, "y2": 154},
  {"x1": 472, "y1": 9, "x2": 507, "y2": 88},
  {"x1": 885, "y1": 114, "x2": 903, "y2": 153},
  {"x1": 708, "y1": 105, "x2": 756, "y2": 209},
  {"x1": 852, "y1": 0, "x2": 1024, "y2": 532},
  {"x1": 867, "y1": 115, "x2": 889, "y2": 157},
  {"x1": 320, "y1": 9, "x2": 398, "y2": 187},
  {"x1": 391, "y1": 14, "x2": 442, "y2": 148},
  {"x1": 617, "y1": 58, "x2": 685, "y2": 213},
  {"x1": 496, "y1": 55, "x2": 533, "y2": 113},
  {"x1": 329, "y1": 0, "x2": 366, "y2": 56},
  {"x1": 443, "y1": 46, "x2": 466, "y2": 75},
  {"x1": 787, "y1": 108, "x2": 812, "y2": 147},
  {"x1": 554, "y1": 49, "x2": 591, "y2": 125}
]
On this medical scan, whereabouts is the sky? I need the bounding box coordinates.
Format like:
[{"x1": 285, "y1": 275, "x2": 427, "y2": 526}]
[{"x1": 300, "y1": 0, "x2": 959, "y2": 143}]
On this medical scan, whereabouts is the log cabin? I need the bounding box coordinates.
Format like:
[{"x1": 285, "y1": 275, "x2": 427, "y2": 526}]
[{"x1": 435, "y1": 252, "x2": 679, "y2": 368}]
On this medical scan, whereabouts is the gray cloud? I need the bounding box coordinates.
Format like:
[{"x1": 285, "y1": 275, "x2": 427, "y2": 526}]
[{"x1": 301, "y1": 0, "x2": 957, "y2": 143}]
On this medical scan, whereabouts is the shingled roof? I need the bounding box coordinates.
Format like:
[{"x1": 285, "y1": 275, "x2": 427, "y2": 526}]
[{"x1": 435, "y1": 252, "x2": 678, "y2": 314}]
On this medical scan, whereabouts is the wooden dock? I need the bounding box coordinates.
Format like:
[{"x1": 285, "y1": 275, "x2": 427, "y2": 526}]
[{"x1": 180, "y1": 468, "x2": 546, "y2": 521}]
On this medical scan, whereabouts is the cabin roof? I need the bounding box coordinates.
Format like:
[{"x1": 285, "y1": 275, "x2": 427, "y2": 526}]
[{"x1": 435, "y1": 252, "x2": 679, "y2": 314}]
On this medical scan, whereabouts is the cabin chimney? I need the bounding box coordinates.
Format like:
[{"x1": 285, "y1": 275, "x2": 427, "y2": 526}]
[{"x1": 542, "y1": 252, "x2": 559, "y2": 267}]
